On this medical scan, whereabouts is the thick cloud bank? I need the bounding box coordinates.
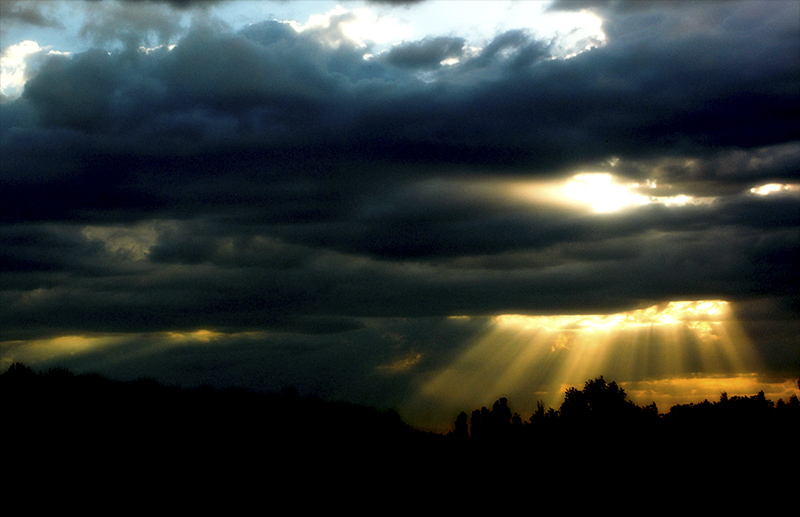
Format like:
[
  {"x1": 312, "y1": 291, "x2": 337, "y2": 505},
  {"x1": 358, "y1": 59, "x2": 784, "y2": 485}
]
[{"x1": 1, "y1": 1, "x2": 798, "y2": 424}]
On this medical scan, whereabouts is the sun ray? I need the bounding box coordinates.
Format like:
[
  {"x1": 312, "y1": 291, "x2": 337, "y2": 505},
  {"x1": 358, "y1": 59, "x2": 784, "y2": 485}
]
[{"x1": 410, "y1": 300, "x2": 767, "y2": 425}]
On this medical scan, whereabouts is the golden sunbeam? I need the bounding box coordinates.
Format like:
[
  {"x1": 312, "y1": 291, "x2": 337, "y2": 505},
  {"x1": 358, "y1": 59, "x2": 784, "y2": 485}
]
[{"x1": 409, "y1": 300, "x2": 767, "y2": 428}]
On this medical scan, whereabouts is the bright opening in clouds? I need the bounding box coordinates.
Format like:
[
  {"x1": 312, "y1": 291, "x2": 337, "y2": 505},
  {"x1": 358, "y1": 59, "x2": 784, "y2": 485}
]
[
  {"x1": 564, "y1": 173, "x2": 649, "y2": 212},
  {"x1": 287, "y1": 5, "x2": 413, "y2": 49},
  {"x1": 493, "y1": 300, "x2": 731, "y2": 334},
  {"x1": 562, "y1": 173, "x2": 710, "y2": 213},
  {"x1": 749, "y1": 183, "x2": 800, "y2": 196},
  {"x1": 0, "y1": 40, "x2": 61, "y2": 98}
]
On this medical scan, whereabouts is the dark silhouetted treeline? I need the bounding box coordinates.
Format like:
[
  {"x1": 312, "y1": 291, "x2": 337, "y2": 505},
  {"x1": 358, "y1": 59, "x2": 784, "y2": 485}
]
[
  {"x1": 3, "y1": 364, "x2": 798, "y2": 477},
  {"x1": 447, "y1": 375, "x2": 800, "y2": 467}
]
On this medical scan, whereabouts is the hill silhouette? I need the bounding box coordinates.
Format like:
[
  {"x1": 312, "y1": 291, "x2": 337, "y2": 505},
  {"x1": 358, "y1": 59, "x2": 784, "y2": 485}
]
[
  {"x1": 1, "y1": 362, "x2": 450, "y2": 503},
  {"x1": 1, "y1": 362, "x2": 435, "y2": 462}
]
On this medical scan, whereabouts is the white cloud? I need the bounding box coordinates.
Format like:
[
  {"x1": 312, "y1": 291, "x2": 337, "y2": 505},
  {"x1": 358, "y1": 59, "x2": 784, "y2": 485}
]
[
  {"x1": 0, "y1": 39, "x2": 68, "y2": 99},
  {"x1": 287, "y1": 5, "x2": 412, "y2": 49},
  {"x1": 1, "y1": 40, "x2": 43, "y2": 98}
]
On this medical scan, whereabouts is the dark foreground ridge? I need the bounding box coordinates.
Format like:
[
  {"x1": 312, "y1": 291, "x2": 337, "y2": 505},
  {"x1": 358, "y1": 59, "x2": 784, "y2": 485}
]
[
  {"x1": 2, "y1": 362, "x2": 428, "y2": 463},
  {"x1": 3, "y1": 363, "x2": 798, "y2": 483}
]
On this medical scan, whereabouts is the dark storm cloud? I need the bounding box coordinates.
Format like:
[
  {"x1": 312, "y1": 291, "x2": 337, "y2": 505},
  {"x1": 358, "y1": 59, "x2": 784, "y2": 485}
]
[
  {"x1": 83, "y1": 0, "x2": 226, "y2": 9},
  {"x1": 381, "y1": 36, "x2": 465, "y2": 69},
  {"x1": 284, "y1": 184, "x2": 800, "y2": 263},
  {"x1": 7, "y1": 2, "x2": 797, "y2": 173},
  {"x1": 0, "y1": 1, "x2": 65, "y2": 28},
  {"x1": 89, "y1": 0, "x2": 426, "y2": 7},
  {"x1": 2, "y1": 192, "x2": 796, "y2": 339},
  {"x1": 1, "y1": 0, "x2": 798, "y2": 345},
  {"x1": 78, "y1": 1, "x2": 188, "y2": 49}
]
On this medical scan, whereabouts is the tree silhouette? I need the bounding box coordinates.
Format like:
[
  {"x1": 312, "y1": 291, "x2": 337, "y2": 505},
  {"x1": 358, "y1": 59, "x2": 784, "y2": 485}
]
[
  {"x1": 557, "y1": 375, "x2": 651, "y2": 432},
  {"x1": 453, "y1": 411, "x2": 469, "y2": 441},
  {"x1": 469, "y1": 408, "x2": 483, "y2": 439}
]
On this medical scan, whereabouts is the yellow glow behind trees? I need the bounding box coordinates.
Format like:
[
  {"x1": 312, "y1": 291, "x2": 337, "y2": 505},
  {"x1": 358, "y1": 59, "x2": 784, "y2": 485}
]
[{"x1": 410, "y1": 300, "x2": 766, "y2": 425}]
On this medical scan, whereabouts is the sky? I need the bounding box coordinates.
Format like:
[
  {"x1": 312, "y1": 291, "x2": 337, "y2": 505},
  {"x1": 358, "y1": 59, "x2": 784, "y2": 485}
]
[{"x1": 1, "y1": 0, "x2": 798, "y2": 432}]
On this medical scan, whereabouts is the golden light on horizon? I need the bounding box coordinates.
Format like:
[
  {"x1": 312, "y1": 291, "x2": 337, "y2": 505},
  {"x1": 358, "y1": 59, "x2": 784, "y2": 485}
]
[
  {"x1": 0, "y1": 329, "x2": 265, "y2": 373},
  {"x1": 0, "y1": 334, "x2": 119, "y2": 371},
  {"x1": 407, "y1": 300, "x2": 765, "y2": 428}
]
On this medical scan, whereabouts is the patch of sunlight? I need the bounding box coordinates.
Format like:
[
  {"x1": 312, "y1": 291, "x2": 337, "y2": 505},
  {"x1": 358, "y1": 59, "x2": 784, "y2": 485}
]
[
  {"x1": 564, "y1": 173, "x2": 650, "y2": 212},
  {"x1": 82, "y1": 220, "x2": 165, "y2": 261},
  {"x1": 0, "y1": 334, "x2": 119, "y2": 369},
  {"x1": 749, "y1": 183, "x2": 800, "y2": 196},
  {"x1": 162, "y1": 329, "x2": 268, "y2": 345},
  {"x1": 0, "y1": 329, "x2": 271, "y2": 374},
  {"x1": 503, "y1": 173, "x2": 714, "y2": 214},
  {"x1": 287, "y1": 5, "x2": 412, "y2": 48},
  {"x1": 375, "y1": 352, "x2": 423, "y2": 374},
  {"x1": 165, "y1": 329, "x2": 224, "y2": 343},
  {"x1": 562, "y1": 173, "x2": 712, "y2": 213},
  {"x1": 1, "y1": 40, "x2": 71, "y2": 99},
  {"x1": 138, "y1": 43, "x2": 176, "y2": 54}
]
